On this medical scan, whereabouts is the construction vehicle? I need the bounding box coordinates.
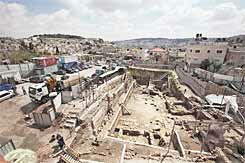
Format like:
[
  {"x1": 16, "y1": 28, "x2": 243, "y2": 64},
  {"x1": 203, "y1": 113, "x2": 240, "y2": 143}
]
[
  {"x1": 29, "y1": 73, "x2": 86, "y2": 103},
  {"x1": 28, "y1": 75, "x2": 60, "y2": 103}
]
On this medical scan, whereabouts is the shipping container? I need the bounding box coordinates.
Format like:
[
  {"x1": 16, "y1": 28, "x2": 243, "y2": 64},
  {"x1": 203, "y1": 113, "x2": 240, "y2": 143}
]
[
  {"x1": 59, "y1": 56, "x2": 78, "y2": 64},
  {"x1": 32, "y1": 57, "x2": 57, "y2": 67}
]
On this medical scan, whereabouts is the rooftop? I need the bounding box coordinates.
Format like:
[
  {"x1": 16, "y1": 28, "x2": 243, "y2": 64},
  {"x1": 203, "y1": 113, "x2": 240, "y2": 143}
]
[{"x1": 150, "y1": 47, "x2": 165, "y2": 52}]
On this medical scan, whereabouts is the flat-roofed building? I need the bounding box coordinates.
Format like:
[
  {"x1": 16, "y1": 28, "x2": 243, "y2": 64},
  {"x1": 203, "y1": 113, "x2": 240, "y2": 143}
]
[
  {"x1": 185, "y1": 42, "x2": 228, "y2": 71},
  {"x1": 225, "y1": 50, "x2": 245, "y2": 67},
  {"x1": 148, "y1": 47, "x2": 169, "y2": 64}
]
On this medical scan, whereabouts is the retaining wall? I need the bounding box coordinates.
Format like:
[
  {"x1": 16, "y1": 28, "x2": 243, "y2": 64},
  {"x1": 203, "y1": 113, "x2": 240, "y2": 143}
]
[
  {"x1": 92, "y1": 79, "x2": 133, "y2": 131},
  {"x1": 133, "y1": 63, "x2": 174, "y2": 70},
  {"x1": 108, "y1": 80, "x2": 136, "y2": 134},
  {"x1": 176, "y1": 67, "x2": 206, "y2": 98}
]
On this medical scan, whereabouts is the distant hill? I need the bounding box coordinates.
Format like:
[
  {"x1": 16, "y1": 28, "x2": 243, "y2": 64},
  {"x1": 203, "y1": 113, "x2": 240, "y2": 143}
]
[
  {"x1": 227, "y1": 35, "x2": 245, "y2": 44},
  {"x1": 114, "y1": 35, "x2": 245, "y2": 48},
  {"x1": 113, "y1": 38, "x2": 192, "y2": 48},
  {"x1": 32, "y1": 34, "x2": 85, "y2": 39}
]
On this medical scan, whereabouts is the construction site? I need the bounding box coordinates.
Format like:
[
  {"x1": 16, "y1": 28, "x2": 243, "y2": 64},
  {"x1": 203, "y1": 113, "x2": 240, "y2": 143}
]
[
  {"x1": 45, "y1": 66, "x2": 245, "y2": 162},
  {"x1": 1, "y1": 65, "x2": 245, "y2": 163}
]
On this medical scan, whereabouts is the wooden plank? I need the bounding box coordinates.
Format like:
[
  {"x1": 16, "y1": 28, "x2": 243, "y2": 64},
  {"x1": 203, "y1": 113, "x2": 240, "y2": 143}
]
[
  {"x1": 173, "y1": 131, "x2": 185, "y2": 158},
  {"x1": 119, "y1": 144, "x2": 126, "y2": 163}
]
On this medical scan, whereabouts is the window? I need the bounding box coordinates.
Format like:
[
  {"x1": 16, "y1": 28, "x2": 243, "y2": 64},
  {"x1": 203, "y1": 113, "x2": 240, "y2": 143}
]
[
  {"x1": 207, "y1": 50, "x2": 210, "y2": 53},
  {"x1": 190, "y1": 49, "x2": 192, "y2": 52},
  {"x1": 216, "y1": 50, "x2": 223, "y2": 54},
  {"x1": 37, "y1": 88, "x2": 42, "y2": 92},
  {"x1": 29, "y1": 88, "x2": 36, "y2": 95},
  {"x1": 195, "y1": 50, "x2": 200, "y2": 53}
]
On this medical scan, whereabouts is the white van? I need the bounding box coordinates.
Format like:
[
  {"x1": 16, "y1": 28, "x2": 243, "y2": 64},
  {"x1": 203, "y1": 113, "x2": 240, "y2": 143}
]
[{"x1": 0, "y1": 90, "x2": 15, "y2": 102}]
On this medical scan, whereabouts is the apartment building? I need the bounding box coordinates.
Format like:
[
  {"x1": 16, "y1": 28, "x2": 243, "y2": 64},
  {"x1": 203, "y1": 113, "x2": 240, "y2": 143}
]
[
  {"x1": 185, "y1": 42, "x2": 228, "y2": 69},
  {"x1": 225, "y1": 49, "x2": 245, "y2": 67}
]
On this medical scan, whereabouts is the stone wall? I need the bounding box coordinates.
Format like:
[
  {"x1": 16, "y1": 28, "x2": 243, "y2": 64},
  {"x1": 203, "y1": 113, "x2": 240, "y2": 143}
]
[
  {"x1": 133, "y1": 63, "x2": 174, "y2": 70},
  {"x1": 176, "y1": 67, "x2": 206, "y2": 98},
  {"x1": 108, "y1": 80, "x2": 136, "y2": 134}
]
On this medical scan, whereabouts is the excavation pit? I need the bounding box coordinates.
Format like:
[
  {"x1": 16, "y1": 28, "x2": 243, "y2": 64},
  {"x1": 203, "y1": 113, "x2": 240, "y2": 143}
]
[{"x1": 109, "y1": 83, "x2": 203, "y2": 152}]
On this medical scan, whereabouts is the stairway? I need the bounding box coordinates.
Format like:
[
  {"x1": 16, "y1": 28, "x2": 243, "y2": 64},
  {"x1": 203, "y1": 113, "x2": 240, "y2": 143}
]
[
  {"x1": 60, "y1": 153, "x2": 82, "y2": 163},
  {"x1": 64, "y1": 112, "x2": 78, "y2": 129},
  {"x1": 59, "y1": 146, "x2": 106, "y2": 163},
  {"x1": 59, "y1": 146, "x2": 83, "y2": 163}
]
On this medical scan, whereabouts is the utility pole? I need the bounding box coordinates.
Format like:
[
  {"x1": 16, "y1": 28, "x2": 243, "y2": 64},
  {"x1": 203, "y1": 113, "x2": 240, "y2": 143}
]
[{"x1": 240, "y1": 74, "x2": 245, "y2": 92}]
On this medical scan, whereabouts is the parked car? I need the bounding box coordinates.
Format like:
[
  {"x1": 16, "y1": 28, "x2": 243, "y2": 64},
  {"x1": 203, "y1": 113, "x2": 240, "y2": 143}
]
[
  {"x1": 29, "y1": 75, "x2": 45, "y2": 83},
  {"x1": 72, "y1": 68, "x2": 79, "y2": 72},
  {"x1": 91, "y1": 73, "x2": 97, "y2": 78},
  {"x1": 61, "y1": 75, "x2": 69, "y2": 80},
  {"x1": 95, "y1": 63, "x2": 102, "y2": 66},
  {"x1": 83, "y1": 65, "x2": 89, "y2": 69},
  {"x1": 0, "y1": 90, "x2": 15, "y2": 102},
  {"x1": 66, "y1": 69, "x2": 75, "y2": 74},
  {"x1": 53, "y1": 70, "x2": 66, "y2": 75}
]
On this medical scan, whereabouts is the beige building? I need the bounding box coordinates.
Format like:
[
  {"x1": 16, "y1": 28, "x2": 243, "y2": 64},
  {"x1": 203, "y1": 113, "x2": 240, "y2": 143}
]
[
  {"x1": 148, "y1": 47, "x2": 168, "y2": 64},
  {"x1": 185, "y1": 42, "x2": 228, "y2": 68},
  {"x1": 225, "y1": 50, "x2": 245, "y2": 67}
]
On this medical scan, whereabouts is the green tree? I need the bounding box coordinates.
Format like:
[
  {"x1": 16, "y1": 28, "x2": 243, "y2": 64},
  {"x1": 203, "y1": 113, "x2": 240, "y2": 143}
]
[
  {"x1": 200, "y1": 59, "x2": 210, "y2": 70},
  {"x1": 8, "y1": 50, "x2": 41, "y2": 64},
  {"x1": 213, "y1": 63, "x2": 222, "y2": 72}
]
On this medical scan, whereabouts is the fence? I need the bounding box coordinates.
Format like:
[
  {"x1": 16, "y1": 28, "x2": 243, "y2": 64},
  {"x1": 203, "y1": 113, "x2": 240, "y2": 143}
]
[{"x1": 0, "y1": 63, "x2": 34, "y2": 76}]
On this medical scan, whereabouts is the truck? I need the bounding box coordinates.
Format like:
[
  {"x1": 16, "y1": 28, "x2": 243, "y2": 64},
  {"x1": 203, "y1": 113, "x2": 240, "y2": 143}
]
[
  {"x1": 28, "y1": 73, "x2": 85, "y2": 103},
  {"x1": 28, "y1": 76, "x2": 59, "y2": 103},
  {"x1": 29, "y1": 82, "x2": 50, "y2": 103}
]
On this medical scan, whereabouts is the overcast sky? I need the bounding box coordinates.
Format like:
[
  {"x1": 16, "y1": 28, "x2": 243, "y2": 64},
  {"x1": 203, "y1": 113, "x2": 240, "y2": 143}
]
[{"x1": 1, "y1": 0, "x2": 245, "y2": 40}]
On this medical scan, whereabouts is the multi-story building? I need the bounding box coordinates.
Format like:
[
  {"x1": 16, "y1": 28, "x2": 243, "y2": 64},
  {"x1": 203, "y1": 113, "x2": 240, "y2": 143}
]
[
  {"x1": 185, "y1": 42, "x2": 228, "y2": 70},
  {"x1": 225, "y1": 48, "x2": 245, "y2": 67}
]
